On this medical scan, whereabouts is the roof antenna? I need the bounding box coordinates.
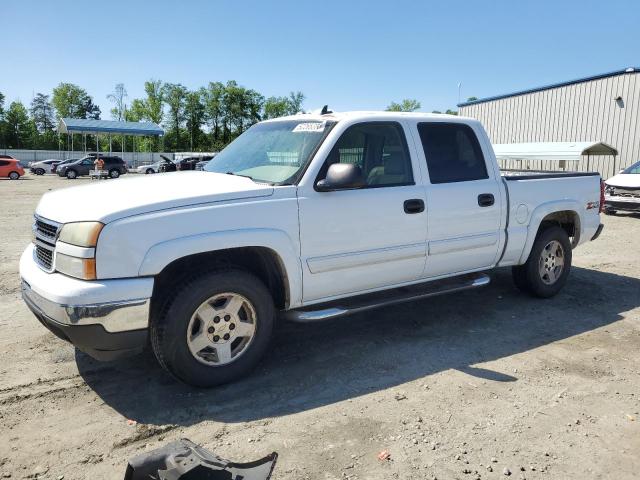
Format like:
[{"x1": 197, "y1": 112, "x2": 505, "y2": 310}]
[{"x1": 320, "y1": 105, "x2": 333, "y2": 115}]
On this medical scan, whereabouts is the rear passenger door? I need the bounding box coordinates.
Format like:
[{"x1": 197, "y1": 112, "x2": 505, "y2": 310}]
[{"x1": 415, "y1": 122, "x2": 502, "y2": 277}]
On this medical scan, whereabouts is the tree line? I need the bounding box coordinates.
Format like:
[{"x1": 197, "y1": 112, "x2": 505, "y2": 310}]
[
  {"x1": 0, "y1": 85, "x2": 465, "y2": 153},
  {"x1": 0, "y1": 81, "x2": 305, "y2": 152}
]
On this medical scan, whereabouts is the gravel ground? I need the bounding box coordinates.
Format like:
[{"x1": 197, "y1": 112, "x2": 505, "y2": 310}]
[{"x1": 1, "y1": 174, "x2": 639, "y2": 479}]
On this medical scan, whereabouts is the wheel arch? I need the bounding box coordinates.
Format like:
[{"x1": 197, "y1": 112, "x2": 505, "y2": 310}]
[
  {"x1": 140, "y1": 229, "x2": 302, "y2": 311},
  {"x1": 519, "y1": 201, "x2": 582, "y2": 264},
  {"x1": 151, "y1": 246, "x2": 291, "y2": 317}
]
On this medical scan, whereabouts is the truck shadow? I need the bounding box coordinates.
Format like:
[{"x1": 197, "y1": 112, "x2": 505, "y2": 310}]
[{"x1": 77, "y1": 266, "x2": 640, "y2": 426}]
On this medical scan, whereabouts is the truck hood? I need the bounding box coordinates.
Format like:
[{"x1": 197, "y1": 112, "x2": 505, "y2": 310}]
[
  {"x1": 36, "y1": 171, "x2": 274, "y2": 224},
  {"x1": 605, "y1": 173, "x2": 640, "y2": 189}
]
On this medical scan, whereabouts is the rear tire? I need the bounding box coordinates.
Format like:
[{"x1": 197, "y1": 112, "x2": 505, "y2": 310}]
[
  {"x1": 604, "y1": 208, "x2": 617, "y2": 215},
  {"x1": 109, "y1": 169, "x2": 120, "y2": 179},
  {"x1": 66, "y1": 169, "x2": 77, "y2": 179},
  {"x1": 9, "y1": 171, "x2": 20, "y2": 180},
  {"x1": 146, "y1": 168, "x2": 154, "y2": 174},
  {"x1": 511, "y1": 225, "x2": 572, "y2": 298},
  {"x1": 150, "y1": 269, "x2": 275, "y2": 387}
]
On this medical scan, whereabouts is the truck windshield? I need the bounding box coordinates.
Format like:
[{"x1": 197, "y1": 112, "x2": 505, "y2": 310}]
[{"x1": 204, "y1": 119, "x2": 334, "y2": 184}]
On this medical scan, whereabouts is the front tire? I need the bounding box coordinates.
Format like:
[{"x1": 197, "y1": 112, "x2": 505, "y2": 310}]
[
  {"x1": 512, "y1": 225, "x2": 572, "y2": 298},
  {"x1": 35, "y1": 168, "x2": 45, "y2": 175},
  {"x1": 146, "y1": 168, "x2": 154, "y2": 174},
  {"x1": 150, "y1": 269, "x2": 275, "y2": 387},
  {"x1": 66, "y1": 169, "x2": 77, "y2": 179}
]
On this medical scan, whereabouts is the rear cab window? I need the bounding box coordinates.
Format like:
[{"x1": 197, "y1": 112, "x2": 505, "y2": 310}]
[{"x1": 417, "y1": 122, "x2": 488, "y2": 183}]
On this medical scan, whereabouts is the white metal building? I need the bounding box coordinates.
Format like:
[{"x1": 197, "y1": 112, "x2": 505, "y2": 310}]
[{"x1": 458, "y1": 67, "x2": 640, "y2": 178}]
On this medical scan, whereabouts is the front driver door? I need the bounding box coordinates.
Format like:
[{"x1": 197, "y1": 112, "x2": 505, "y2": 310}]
[{"x1": 298, "y1": 121, "x2": 428, "y2": 303}]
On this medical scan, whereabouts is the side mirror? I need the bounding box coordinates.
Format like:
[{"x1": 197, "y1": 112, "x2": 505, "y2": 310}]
[{"x1": 316, "y1": 163, "x2": 366, "y2": 191}]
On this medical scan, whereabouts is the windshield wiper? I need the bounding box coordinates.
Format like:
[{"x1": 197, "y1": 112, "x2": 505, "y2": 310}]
[{"x1": 226, "y1": 171, "x2": 254, "y2": 181}]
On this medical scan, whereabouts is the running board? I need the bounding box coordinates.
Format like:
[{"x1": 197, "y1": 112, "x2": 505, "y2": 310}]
[{"x1": 284, "y1": 273, "x2": 490, "y2": 323}]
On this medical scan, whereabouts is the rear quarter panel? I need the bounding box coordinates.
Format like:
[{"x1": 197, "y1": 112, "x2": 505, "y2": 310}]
[{"x1": 499, "y1": 174, "x2": 602, "y2": 266}]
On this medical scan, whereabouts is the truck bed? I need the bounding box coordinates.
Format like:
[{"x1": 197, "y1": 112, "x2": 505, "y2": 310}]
[{"x1": 501, "y1": 169, "x2": 600, "y2": 180}]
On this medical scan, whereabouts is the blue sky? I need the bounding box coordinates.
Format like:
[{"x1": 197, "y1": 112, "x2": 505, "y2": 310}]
[{"x1": 2, "y1": 0, "x2": 638, "y2": 117}]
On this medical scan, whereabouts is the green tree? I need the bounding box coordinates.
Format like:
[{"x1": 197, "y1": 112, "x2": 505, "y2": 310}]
[
  {"x1": 30, "y1": 93, "x2": 55, "y2": 132},
  {"x1": 445, "y1": 109, "x2": 458, "y2": 115},
  {"x1": 52, "y1": 83, "x2": 100, "y2": 119},
  {"x1": 185, "y1": 91, "x2": 205, "y2": 151},
  {"x1": 0, "y1": 92, "x2": 6, "y2": 147},
  {"x1": 263, "y1": 91, "x2": 305, "y2": 120},
  {"x1": 107, "y1": 83, "x2": 128, "y2": 121},
  {"x1": 386, "y1": 98, "x2": 421, "y2": 112},
  {"x1": 143, "y1": 80, "x2": 164, "y2": 125},
  {"x1": 466, "y1": 96, "x2": 478, "y2": 102},
  {"x1": 201, "y1": 81, "x2": 225, "y2": 148},
  {"x1": 287, "y1": 91, "x2": 305, "y2": 114},
  {"x1": 30, "y1": 93, "x2": 57, "y2": 148},
  {"x1": 125, "y1": 99, "x2": 147, "y2": 122},
  {"x1": 263, "y1": 96, "x2": 290, "y2": 119},
  {"x1": 162, "y1": 83, "x2": 188, "y2": 150},
  {"x1": 5, "y1": 101, "x2": 32, "y2": 148}
]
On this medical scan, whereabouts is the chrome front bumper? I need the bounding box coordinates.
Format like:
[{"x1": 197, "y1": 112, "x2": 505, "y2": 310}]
[
  {"x1": 21, "y1": 280, "x2": 150, "y2": 332},
  {"x1": 19, "y1": 244, "x2": 154, "y2": 333}
]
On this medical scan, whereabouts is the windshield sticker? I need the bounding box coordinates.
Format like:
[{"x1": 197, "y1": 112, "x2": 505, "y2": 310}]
[{"x1": 293, "y1": 122, "x2": 325, "y2": 133}]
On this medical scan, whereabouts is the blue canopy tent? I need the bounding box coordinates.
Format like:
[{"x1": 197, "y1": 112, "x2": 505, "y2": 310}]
[{"x1": 57, "y1": 118, "x2": 164, "y2": 159}]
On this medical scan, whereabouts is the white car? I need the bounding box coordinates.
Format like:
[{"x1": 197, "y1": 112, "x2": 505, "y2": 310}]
[
  {"x1": 20, "y1": 111, "x2": 604, "y2": 387},
  {"x1": 136, "y1": 162, "x2": 160, "y2": 174},
  {"x1": 604, "y1": 160, "x2": 640, "y2": 214},
  {"x1": 29, "y1": 159, "x2": 61, "y2": 175}
]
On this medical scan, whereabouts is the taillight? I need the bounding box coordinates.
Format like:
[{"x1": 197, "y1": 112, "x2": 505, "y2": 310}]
[{"x1": 599, "y1": 179, "x2": 605, "y2": 213}]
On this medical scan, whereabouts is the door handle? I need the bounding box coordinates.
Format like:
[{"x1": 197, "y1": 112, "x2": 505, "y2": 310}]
[
  {"x1": 404, "y1": 199, "x2": 425, "y2": 214},
  {"x1": 477, "y1": 193, "x2": 495, "y2": 207}
]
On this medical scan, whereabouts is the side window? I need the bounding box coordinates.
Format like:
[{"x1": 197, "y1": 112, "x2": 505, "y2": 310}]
[
  {"x1": 0, "y1": 160, "x2": 8, "y2": 167},
  {"x1": 321, "y1": 122, "x2": 413, "y2": 187},
  {"x1": 418, "y1": 122, "x2": 488, "y2": 184}
]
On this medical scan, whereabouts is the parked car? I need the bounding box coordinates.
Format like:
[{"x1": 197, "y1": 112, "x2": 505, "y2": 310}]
[
  {"x1": 51, "y1": 158, "x2": 79, "y2": 174},
  {"x1": 30, "y1": 159, "x2": 61, "y2": 175},
  {"x1": 0, "y1": 156, "x2": 25, "y2": 179},
  {"x1": 157, "y1": 155, "x2": 177, "y2": 173},
  {"x1": 179, "y1": 156, "x2": 214, "y2": 171},
  {"x1": 195, "y1": 160, "x2": 211, "y2": 171},
  {"x1": 57, "y1": 155, "x2": 127, "y2": 179},
  {"x1": 604, "y1": 160, "x2": 640, "y2": 214},
  {"x1": 135, "y1": 162, "x2": 161, "y2": 174},
  {"x1": 20, "y1": 111, "x2": 604, "y2": 387}
]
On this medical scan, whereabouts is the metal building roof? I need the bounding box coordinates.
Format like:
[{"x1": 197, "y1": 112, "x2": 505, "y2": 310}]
[
  {"x1": 458, "y1": 67, "x2": 639, "y2": 107},
  {"x1": 58, "y1": 118, "x2": 164, "y2": 136},
  {"x1": 493, "y1": 142, "x2": 618, "y2": 162}
]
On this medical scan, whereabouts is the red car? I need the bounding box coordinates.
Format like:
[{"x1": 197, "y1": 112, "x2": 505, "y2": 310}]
[{"x1": 0, "y1": 155, "x2": 25, "y2": 180}]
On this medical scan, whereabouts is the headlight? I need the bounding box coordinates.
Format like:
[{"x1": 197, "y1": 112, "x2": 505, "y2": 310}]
[
  {"x1": 56, "y1": 253, "x2": 97, "y2": 280},
  {"x1": 58, "y1": 222, "x2": 103, "y2": 247},
  {"x1": 55, "y1": 222, "x2": 103, "y2": 280}
]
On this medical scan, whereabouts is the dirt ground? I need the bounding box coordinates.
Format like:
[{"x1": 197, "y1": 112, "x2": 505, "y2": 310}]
[{"x1": 1, "y1": 174, "x2": 639, "y2": 480}]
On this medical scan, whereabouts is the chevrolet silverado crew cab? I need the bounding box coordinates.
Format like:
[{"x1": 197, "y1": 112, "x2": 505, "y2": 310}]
[{"x1": 20, "y1": 111, "x2": 605, "y2": 387}]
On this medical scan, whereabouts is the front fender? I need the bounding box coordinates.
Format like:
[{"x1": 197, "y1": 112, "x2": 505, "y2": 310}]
[
  {"x1": 138, "y1": 228, "x2": 303, "y2": 307},
  {"x1": 518, "y1": 200, "x2": 582, "y2": 264}
]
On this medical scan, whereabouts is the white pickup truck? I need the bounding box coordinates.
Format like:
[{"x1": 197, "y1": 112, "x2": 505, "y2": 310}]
[{"x1": 20, "y1": 111, "x2": 605, "y2": 387}]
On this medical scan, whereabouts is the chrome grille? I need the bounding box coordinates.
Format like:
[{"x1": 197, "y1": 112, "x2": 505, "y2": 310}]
[
  {"x1": 32, "y1": 216, "x2": 60, "y2": 272},
  {"x1": 35, "y1": 244, "x2": 54, "y2": 270},
  {"x1": 35, "y1": 218, "x2": 58, "y2": 240}
]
